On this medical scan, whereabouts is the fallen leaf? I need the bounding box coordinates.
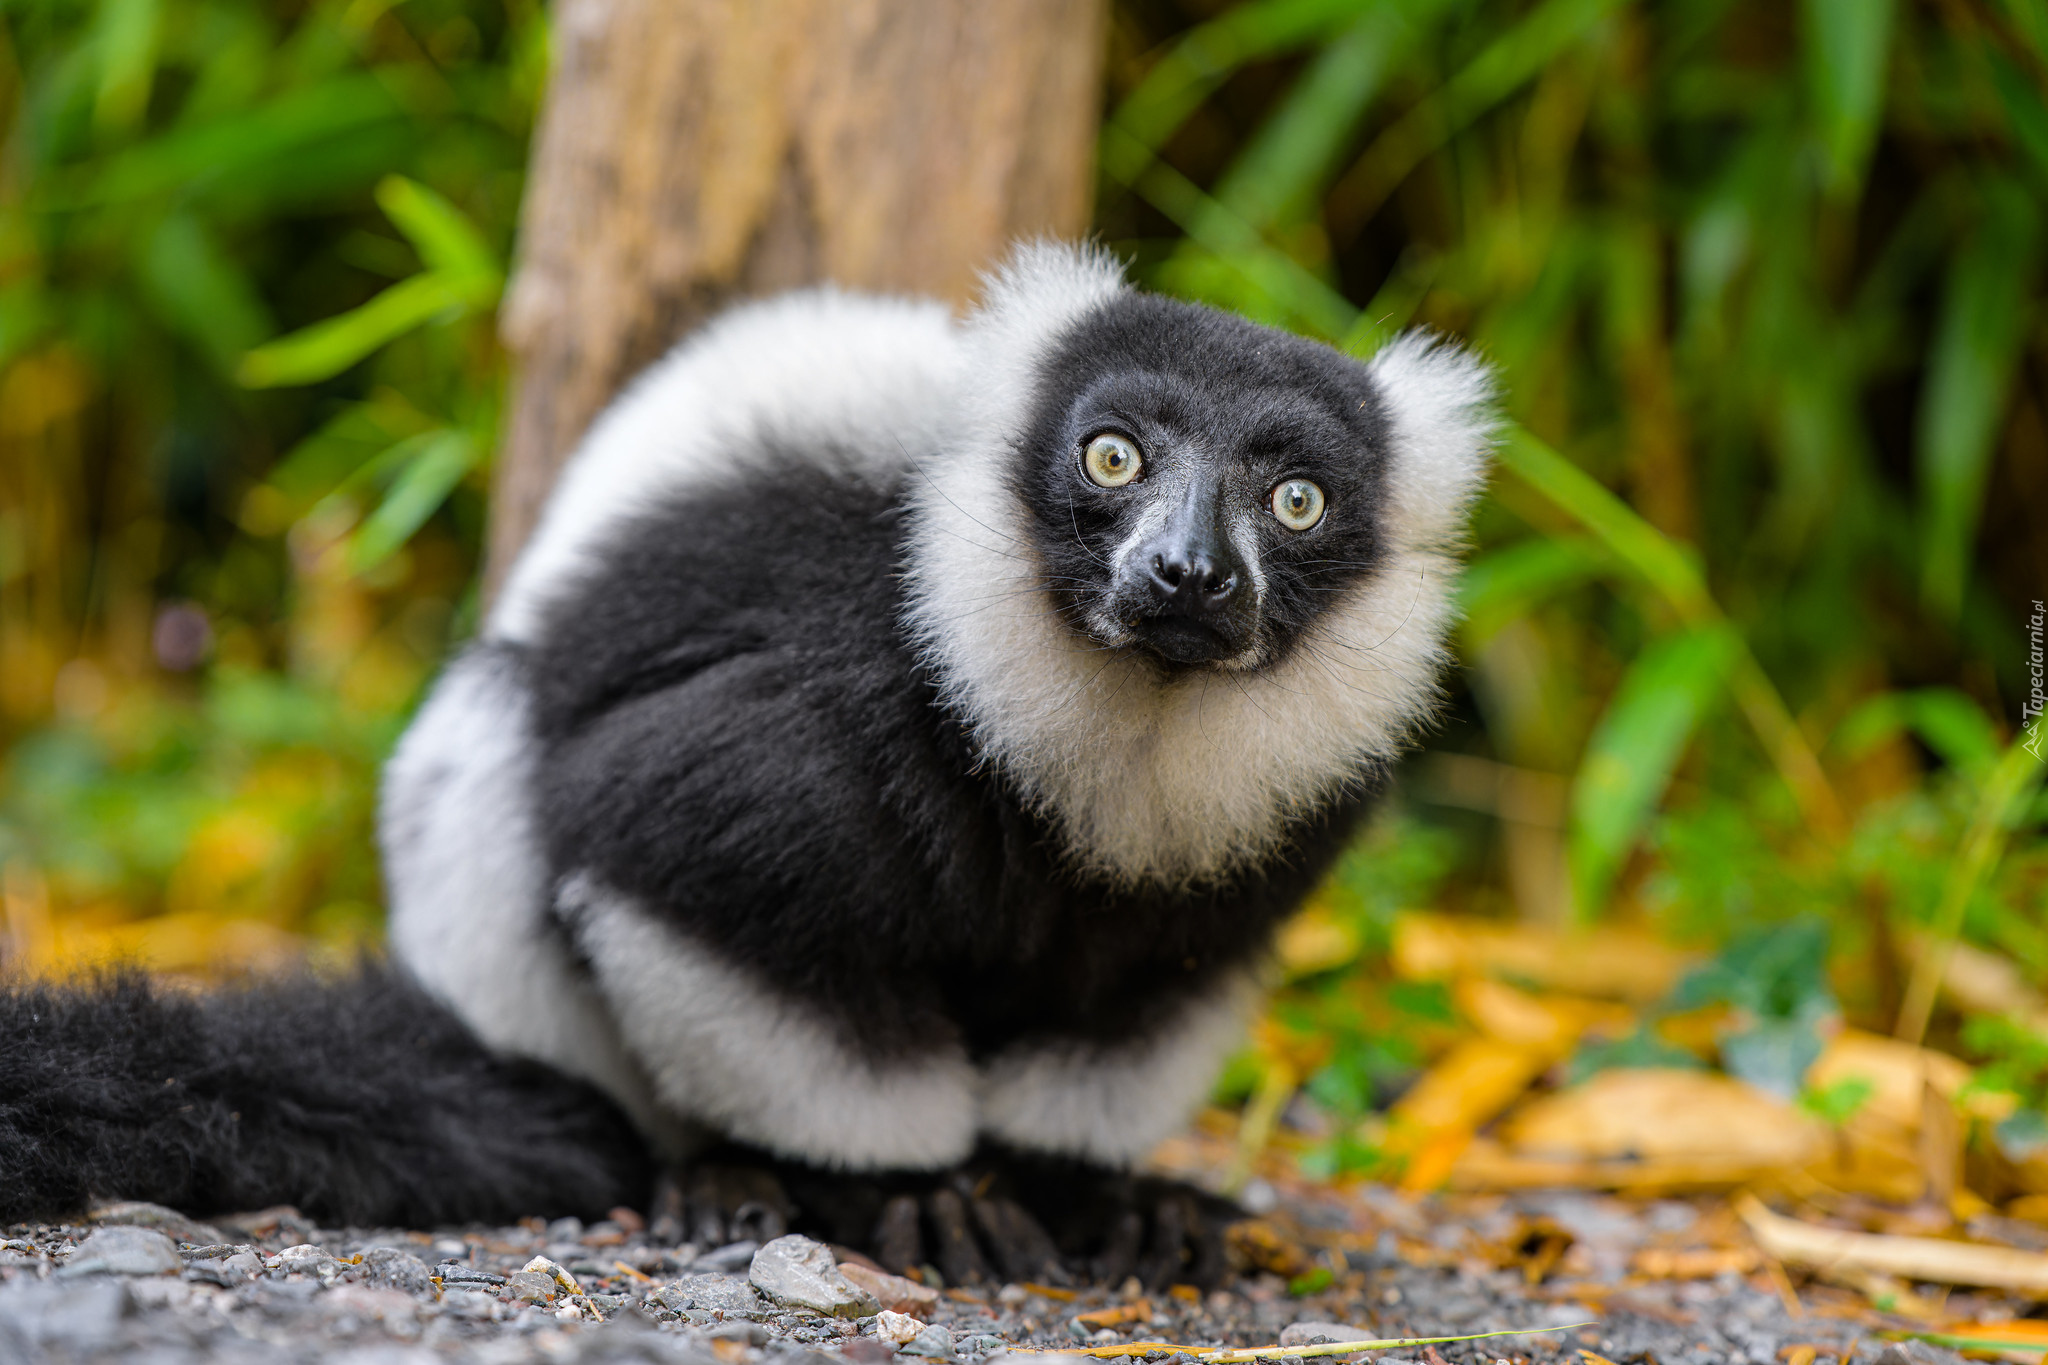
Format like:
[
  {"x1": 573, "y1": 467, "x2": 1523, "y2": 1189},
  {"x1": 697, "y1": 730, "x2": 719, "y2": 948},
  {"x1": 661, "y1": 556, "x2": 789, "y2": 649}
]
[
  {"x1": 1501, "y1": 1069, "x2": 1825, "y2": 1167},
  {"x1": 1632, "y1": 1247, "x2": 1762, "y2": 1278},
  {"x1": 1393, "y1": 912, "x2": 1689, "y2": 1002},
  {"x1": 1736, "y1": 1192, "x2": 2048, "y2": 1293},
  {"x1": 1073, "y1": 1301, "x2": 1152, "y2": 1330}
]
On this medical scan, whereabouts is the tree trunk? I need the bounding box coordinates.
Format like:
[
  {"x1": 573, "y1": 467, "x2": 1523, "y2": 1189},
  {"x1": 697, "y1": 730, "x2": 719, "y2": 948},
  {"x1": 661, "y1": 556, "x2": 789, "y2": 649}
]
[{"x1": 486, "y1": 0, "x2": 1108, "y2": 591}]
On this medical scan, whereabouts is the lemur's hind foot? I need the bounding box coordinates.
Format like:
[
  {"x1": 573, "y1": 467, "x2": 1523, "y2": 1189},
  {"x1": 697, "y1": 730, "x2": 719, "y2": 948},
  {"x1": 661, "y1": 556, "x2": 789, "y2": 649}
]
[{"x1": 698, "y1": 1144, "x2": 1237, "y2": 1291}]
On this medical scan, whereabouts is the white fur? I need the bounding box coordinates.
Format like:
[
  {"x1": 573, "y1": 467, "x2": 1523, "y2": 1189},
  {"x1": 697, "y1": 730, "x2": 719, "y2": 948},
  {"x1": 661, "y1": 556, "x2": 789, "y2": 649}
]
[
  {"x1": 378, "y1": 648, "x2": 678, "y2": 1147},
  {"x1": 979, "y1": 977, "x2": 1260, "y2": 1164},
  {"x1": 904, "y1": 248, "x2": 1497, "y2": 887},
  {"x1": 492, "y1": 288, "x2": 962, "y2": 645},
  {"x1": 560, "y1": 875, "x2": 981, "y2": 1171}
]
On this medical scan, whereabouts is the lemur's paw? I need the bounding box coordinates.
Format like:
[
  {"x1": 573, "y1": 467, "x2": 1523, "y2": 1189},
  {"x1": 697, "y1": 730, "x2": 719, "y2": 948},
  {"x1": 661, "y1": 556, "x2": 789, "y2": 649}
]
[
  {"x1": 665, "y1": 1155, "x2": 794, "y2": 1249},
  {"x1": 863, "y1": 1151, "x2": 1237, "y2": 1292}
]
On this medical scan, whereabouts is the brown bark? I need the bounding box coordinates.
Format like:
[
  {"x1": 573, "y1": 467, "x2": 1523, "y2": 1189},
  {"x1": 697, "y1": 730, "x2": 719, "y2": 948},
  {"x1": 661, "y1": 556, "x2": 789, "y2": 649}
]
[{"x1": 487, "y1": 0, "x2": 1109, "y2": 592}]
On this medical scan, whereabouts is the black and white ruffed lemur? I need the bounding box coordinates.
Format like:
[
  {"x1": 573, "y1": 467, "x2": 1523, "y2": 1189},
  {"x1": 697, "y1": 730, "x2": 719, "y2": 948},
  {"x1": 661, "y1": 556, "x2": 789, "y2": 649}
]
[{"x1": 0, "y1": 244, "x2": 1493, "y2": 1287}]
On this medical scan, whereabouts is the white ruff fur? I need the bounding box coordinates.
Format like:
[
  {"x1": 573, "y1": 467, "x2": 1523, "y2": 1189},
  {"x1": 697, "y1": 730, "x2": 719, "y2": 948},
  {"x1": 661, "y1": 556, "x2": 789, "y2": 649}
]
[{"x1": 903, "y1": 245, "x2": 1497, "y2": 887}]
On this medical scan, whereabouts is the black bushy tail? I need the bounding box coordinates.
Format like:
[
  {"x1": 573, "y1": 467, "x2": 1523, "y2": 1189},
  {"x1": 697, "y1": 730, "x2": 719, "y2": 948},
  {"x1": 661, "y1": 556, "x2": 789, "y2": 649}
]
[{"x1": 0, "y1": 966, "x2": 654, "y2": 1228}]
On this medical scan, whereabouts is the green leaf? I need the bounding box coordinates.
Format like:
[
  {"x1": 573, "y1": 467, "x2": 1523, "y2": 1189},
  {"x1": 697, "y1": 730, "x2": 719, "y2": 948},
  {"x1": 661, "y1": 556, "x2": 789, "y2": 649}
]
[
  {"x1": 1457, "y1": 536, "x2": 1608, "y2": 649},
  {"x1": 1917, "y1": 177, "x2": 2041, "y2": 618},
  {"x1": 1210, "y1": 0, "x2": 1451, "y2": 231},
  {"x1": 344, "y1": 428, "x2": 476, "y2": 573},
  {"x1": 93, "y1": 0, "x2": 163, "y2": 134},
  {"x1": 1101, "y1": 0, "x2": 1366, "y2": 184},
  {"x1": 1568, "y1": 623, "x2": 1741, "y2": 918},
  {"x1": 72, "y1": 72, "x2": 405, "y2": 206},
  {"x1": 1495, "y1": 428, "x2": 1714, "y2": 621},
  {"x1": 1334, "y1": 0, "x2": 1626, "y2": 220},
  {"x1": 1800, "y1": 0, "x2": 1895, "y2": 195},
  {"x1": 1834, "y1": 687, "x2": 2003, "y2": 781},
  {"x1": 1988, "y1": 54, "x2": 2048, "y2": 190},
  {"x1": 134, "y1": 211, "x2": 274, "y2": 373},
  {"x1": 373, "y1": 176, "x2": 500, "y2": 290},
  {"x1": 238, "y1": 273, "x2": 469, "y2": 387}
]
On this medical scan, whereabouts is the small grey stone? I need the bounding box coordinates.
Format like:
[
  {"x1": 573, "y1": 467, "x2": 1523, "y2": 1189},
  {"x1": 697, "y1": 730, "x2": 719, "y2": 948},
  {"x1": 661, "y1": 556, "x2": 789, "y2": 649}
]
[
  {"x1": 1279, "y1": 1322, "x2": 1358, "y2": 1348},
  {"x1": 899, "y1": 1325, "x2": 956, "y2": 1359},
  {"x1": 89, "y1": 1200, "x2": 225, "y2": 1247},
  {"x1": 750, "y1": 1236, "x2": 881, "y2": 1319},
  {"x1": 360, "y1": 1247, "x2": 435, "y2": 1296},
  {"x1": 274, "y1": 1243, "x2": 344, "y2": 1281},
  {"x1": 709, "y1": 1320, "x2": 771, "y2": 1346},
  {"x1": 56, "y1": 1226, "x2": 181, "y2": 1277},
  {"x1": 505, "y1": 1270, "x2": 558, "y2": 1304},
  {"x1": 696, "y1": 1240, "x2": 760, "y2": 1273}
]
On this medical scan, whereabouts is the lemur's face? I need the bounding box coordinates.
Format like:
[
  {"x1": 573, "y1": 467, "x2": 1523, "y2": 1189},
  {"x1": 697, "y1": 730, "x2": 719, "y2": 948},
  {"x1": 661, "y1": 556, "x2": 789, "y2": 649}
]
[{"x1": 1013, "y1": 295, "x2": 1393, "y2": 671}]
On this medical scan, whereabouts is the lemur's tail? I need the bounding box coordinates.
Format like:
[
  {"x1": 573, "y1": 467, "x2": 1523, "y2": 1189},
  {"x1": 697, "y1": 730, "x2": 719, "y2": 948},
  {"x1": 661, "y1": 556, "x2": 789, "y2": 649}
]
[{"x1": 0, "y1": 966, "x2": 653, "y2": 1227}]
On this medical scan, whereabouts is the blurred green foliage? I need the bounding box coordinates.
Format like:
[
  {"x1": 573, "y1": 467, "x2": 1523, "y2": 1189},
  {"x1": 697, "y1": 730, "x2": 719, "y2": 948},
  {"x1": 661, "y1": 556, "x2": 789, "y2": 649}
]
[
  {"x1": 0, "y1": 0, "x2": 2041, "y2": 1125},
  {"x1": 0, "y1": 0, "x2": 533, "y2": 966}
]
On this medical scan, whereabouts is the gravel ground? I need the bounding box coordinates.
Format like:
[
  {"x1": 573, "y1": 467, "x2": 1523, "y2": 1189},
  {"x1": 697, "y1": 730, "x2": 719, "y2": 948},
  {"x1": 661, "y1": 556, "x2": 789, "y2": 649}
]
[{"x1": 0, "y1": 1183, "x2": 1980, "y2": 1365}]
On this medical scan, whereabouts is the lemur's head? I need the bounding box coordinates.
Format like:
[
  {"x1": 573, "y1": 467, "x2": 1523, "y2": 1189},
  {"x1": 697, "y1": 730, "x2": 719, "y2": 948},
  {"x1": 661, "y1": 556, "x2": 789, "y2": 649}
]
[
  {"x1": 1012, "y1": 295, "x2": 1391, "y2": 671},
  {"x1": 907, "y1": 243, "x2": 1495, "y2": 887}
]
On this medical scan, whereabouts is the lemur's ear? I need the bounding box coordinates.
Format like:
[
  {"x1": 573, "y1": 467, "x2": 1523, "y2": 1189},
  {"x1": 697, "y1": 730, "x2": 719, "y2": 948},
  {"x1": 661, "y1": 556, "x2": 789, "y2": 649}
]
[
  {"x1": 1365, "y1": 331, "x2": 1499, "y2": 549},
  {"x1": 966, "y1": 240, "x2": 1127, "y2": 365}
]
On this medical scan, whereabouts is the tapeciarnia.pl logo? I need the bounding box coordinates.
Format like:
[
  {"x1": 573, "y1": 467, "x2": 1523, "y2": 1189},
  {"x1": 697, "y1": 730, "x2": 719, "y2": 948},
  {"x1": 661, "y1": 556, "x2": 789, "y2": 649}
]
[{"x1": 2026, "y1": 599, "x2": 2045, "y2": 761}]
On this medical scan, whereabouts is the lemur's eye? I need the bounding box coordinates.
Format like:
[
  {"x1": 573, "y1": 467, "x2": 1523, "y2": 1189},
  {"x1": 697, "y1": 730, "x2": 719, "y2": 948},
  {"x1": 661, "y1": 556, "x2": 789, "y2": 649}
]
[
  {"x1": 1270, "y1": 479, "x2": 1326, "y2": 531},
  {"x1": 1082, "y1": 434, "x2": 1142, "y2": 488}
]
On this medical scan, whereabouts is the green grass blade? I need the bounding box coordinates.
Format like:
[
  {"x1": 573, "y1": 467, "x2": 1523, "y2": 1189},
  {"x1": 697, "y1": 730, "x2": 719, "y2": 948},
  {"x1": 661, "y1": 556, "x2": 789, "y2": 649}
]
[
  {"x1": 237, "y1": 272, "x2": 467, "y2": 388},
  {"x1": 1457, "y1": 535, "x2": 1608, "y2": 649},
  {"x1": 1917, "y1": 176, "x2": 2040, "y2": 619},
  {"x1": 345, "y1": 428, "x2": 477, "y2": 574},
  {"x1": 1569, "y1": 622, "x2": 1741, "y2": 919},
  {"x1": 1101, "y1": 0, "x2": 1364, "y2": 184},
  {"x1": 1896, "y1": 734, "x2": 2048, "y2": 1043},
  {"x1": 1800, "y1": 0, "x2": 1895, "y2": 196},
  {"x1": 1211, "y1": 0, "x2": 1451, "y2": 231},
  {"x1": 133, "y1": 210, "x2": 275, "y2": 374},
  {"x1": 374, "y1": 175, "x2": 501, "y2": 291},
  {"x1": 92, "y1": 0, "x2": 162, "y2": 134},
  {"x1": 1335, "y1": 0, "x2": 1624, "y2": 224}
]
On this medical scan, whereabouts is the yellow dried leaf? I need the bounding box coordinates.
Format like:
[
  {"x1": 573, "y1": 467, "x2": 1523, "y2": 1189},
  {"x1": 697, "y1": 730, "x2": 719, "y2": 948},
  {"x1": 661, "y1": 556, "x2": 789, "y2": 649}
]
[
  {"x1": 1273, "y1": 902, "x2": 1361, "y2": 979},
  {"x1": 1455, "y1": 977, "x2": 1630, "y2": 1058},
  {"x1": 1806, "y1": 1030, "x2": 1981, "y2": 1129},
  {"x1": 1501, "y1": 1069, "x2": 1825, "y2": 1168},
  {"x1": 1391, "y1": 912, "x2": 1689, "y2": 1002}
]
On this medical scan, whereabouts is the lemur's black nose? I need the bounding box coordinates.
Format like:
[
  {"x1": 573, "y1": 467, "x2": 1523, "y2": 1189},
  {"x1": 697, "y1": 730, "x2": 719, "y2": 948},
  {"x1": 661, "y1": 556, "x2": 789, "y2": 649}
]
[{"x1": 1144, "y1": 544, "x2": 1242, "y2": 615}]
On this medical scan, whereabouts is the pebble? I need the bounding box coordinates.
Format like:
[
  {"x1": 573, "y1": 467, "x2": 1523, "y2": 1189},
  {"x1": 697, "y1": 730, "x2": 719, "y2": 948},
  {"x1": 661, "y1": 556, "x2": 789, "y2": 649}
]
[
  {"x1": 900, "y1": 1324, "x2": 957, "y2": 1359},
  {"x1": 522, "y1": 1253, "x2": 584, "y2": 1296},
  {"x1": 362, "y1": 1245, "x2": 436, "y2": 1295},
  {"x1": 841, "y1": 1261, "x2": 940, "y2": 1314},
  {"x1": 56, "y1": 1226, "x2": 181, "y2": 1277},
  {"x1": 1278, "y1": 1321, "x2": 1360, "y2": 1347},
  {"x1": 875, "y1": 1310, "x2": 927, "y2": 1345},
  {"x1": 505, "y1": 1270, "x2": 559, "y2": 1304},
  {"x1": 748, "y1": 1234, "x2": 880, "y2": 1318},
  {"x1": 88, "y1": 1199, "x2": 226, "y2": 1246}
]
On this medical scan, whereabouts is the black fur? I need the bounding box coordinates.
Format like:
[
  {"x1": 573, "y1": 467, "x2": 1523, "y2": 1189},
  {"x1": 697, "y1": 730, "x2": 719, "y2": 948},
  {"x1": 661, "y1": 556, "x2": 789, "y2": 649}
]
[
  {"x1": 0, "y1": 968, "x2": 652, "y2": 1226},
  {"x1": 525, "y1": 295, "x2": 1393, "y2": 1065}
]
